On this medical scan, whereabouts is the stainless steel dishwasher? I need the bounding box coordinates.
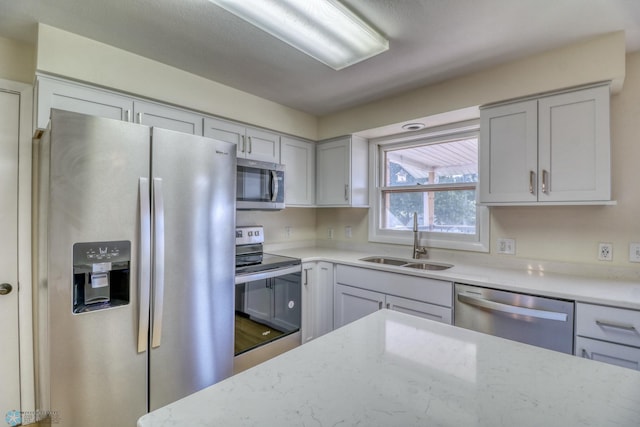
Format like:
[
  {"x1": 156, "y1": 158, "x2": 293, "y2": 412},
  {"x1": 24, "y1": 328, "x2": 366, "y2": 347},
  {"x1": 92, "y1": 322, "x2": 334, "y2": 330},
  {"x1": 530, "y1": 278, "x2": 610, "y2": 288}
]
[{"x1": 454, "y1": 283, "x2": 575, "y2": 354}]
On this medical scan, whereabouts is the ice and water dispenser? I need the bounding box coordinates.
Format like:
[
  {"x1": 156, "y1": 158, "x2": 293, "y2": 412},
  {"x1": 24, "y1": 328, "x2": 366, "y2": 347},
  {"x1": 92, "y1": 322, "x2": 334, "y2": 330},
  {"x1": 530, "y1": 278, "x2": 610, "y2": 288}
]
[{"x1": 72, "y1": 241, "x2": 131, "y2": 313}]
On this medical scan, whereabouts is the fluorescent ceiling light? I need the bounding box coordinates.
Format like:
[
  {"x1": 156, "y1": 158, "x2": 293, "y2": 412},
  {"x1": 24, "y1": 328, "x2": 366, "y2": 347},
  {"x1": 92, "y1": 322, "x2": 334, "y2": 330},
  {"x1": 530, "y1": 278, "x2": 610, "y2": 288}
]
[{"x1": 210, "y1": 0, "x2": 389, "y2": 70}]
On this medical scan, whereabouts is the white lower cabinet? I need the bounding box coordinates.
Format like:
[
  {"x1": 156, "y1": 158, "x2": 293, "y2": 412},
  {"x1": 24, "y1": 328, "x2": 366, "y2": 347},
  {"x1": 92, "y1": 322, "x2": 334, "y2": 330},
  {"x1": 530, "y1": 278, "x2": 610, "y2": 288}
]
[
  {"x1": 575, "y1": 302, "x2": 640, "y2": 370},
  {"x1": 333, "y1": 265, "x2": 453, "y2": 329},
  {"x1": 301, "y1": 262, "x2": 334, "y2": 343},
  {"x1": 575, "y1": 336, "x2": 640, "y2": 370}
]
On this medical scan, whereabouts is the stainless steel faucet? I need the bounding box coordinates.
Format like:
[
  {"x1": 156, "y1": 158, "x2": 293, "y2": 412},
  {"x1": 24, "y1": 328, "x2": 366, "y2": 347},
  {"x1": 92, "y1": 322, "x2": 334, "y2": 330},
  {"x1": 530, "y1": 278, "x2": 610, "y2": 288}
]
[{"x1": 412, "y1": 212, "x2": 428, "y2": 259}]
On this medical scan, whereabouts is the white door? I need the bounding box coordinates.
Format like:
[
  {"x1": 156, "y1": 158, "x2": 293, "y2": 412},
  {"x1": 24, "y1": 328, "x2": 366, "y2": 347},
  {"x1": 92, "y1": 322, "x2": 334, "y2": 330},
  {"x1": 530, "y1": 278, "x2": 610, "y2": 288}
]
[{"x1": 0, "y1": 89, "x2": 21, "y2": 423}]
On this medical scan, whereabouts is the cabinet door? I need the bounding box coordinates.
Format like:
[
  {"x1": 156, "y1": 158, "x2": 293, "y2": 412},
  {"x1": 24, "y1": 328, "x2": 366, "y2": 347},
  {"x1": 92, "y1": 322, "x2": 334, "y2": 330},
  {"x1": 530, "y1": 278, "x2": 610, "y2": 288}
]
[
  {"x1": 302, "y1": 262, "x2": 334, "y2": 343},
  {"x1": 538, "y1": 85, "x2": 611, "y2": 202},
  {"x1": 316, "y1": 138, "x2": 350, "y2": 206},
  {"x1": 385, "y1": 295, "x2": 452, "y2": 324},
  {"x1": 281, "y1": 136, "x2": 315, "y2": 206},
  {"x1": 246, "y1": 127, "x2": 280, "y2": 163},
  {"x1": 134, "y1": 100, "x2": 203, "y2": 135},
  {"x1": 204, "y1": 117, "x2": 245, "y2": 154},
  {"x1": 334, "y1": 284, "x2": 384, "y2": 328},
  {"x1": 576, "y1": 336, "x2": 640, "y2": 371},
  {"x1": 36, "y1": 77, "x2": 133, "y2": 129},
  {"x1": 301, "y1": 263, "x2": 316, "y2": 343},
  {"x1": 315, "y1": 262, "x2": 335, "y2": 337},
  {"x1": 479, "y1": 100, "x2": 538, "y2": 203}
]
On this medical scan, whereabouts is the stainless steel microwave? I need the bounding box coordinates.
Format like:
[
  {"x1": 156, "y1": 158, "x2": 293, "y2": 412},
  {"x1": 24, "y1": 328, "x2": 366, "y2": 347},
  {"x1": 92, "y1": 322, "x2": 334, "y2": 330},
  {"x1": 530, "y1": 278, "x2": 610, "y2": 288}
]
[{"x1": 236, "y1": 158, "x2": 285, "y2": 210}]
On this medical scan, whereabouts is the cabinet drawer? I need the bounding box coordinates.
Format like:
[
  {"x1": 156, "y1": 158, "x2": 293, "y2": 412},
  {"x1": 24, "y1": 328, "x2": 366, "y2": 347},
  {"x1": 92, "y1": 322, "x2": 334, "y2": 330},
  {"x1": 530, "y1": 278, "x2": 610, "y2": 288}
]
[
  {"x1": 575, "y1": 336, "x2": 640, "y2": 371},
  {"x1": 336, "y1": 265, "x2": 452, "y2": 307},
  {"x1": 576, "y1": 303, "x2": 640, "y2": 347}
]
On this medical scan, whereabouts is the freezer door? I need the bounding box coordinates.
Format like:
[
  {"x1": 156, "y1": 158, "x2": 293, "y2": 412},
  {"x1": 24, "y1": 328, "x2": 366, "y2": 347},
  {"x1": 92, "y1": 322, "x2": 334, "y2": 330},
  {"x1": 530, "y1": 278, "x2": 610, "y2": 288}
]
[
  {"x1": 40, "y1": 110, "x2": 151, "y2": 426},
  {"x1": 148, "y1": 128, "x2": 236, "y2": 411}
]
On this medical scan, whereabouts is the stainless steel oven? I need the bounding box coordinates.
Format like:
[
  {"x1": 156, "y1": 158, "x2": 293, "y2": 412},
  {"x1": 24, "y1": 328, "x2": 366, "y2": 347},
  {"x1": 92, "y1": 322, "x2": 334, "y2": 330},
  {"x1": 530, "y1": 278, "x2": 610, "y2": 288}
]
[{"x1": 234, "y1": 226, "x2": 301, "y2": 373}]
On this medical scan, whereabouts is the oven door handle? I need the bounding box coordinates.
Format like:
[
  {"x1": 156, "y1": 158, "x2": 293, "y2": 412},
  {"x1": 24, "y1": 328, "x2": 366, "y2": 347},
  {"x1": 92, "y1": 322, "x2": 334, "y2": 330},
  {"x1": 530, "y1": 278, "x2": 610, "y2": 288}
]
[{"x1": 235, "y1": 265, "x2": 301, "y2": 284}]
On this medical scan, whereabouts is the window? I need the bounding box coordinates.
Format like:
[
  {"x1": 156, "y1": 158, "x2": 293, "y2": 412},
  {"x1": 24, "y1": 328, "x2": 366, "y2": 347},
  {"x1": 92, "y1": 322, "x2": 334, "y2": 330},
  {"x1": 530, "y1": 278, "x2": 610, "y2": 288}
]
[{"x1": 369, "y1": 121, "x2": 489, "y2": 252}]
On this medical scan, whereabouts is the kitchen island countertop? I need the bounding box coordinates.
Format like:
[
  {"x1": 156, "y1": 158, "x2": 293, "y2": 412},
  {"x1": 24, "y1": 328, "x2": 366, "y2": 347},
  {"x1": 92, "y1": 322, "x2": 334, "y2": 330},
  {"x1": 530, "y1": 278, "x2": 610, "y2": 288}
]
[{"x1": 138, "y1": 309, "x2": 640, "y2": 427}]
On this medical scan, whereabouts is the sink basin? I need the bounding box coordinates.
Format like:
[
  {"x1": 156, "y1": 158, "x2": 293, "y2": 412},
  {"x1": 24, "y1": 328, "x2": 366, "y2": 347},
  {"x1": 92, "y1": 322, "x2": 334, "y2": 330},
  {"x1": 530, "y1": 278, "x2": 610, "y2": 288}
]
[
  {"x1": 359, "y1": 256, "x2": 408, "y2": 266},
  {"x1": 359, "y1": 256, "x2": 453, "y2": 271},
  {"x1": 403, "y1": 262, "x2": 452, "y2": 271}
]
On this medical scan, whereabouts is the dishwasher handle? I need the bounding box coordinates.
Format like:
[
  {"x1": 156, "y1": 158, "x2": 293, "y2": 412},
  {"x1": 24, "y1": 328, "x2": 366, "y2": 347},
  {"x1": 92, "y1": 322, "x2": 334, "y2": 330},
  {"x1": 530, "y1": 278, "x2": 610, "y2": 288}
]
[{"x1": 457, "y1": 292, "x2": 569, "y2": 322}]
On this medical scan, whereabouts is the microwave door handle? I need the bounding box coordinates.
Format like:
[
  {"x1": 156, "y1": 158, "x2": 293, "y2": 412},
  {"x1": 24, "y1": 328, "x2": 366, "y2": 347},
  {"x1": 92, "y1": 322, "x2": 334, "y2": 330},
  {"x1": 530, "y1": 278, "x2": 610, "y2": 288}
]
[{"x1": 271, "y1": 170, "x2": 278, "y2": 202}]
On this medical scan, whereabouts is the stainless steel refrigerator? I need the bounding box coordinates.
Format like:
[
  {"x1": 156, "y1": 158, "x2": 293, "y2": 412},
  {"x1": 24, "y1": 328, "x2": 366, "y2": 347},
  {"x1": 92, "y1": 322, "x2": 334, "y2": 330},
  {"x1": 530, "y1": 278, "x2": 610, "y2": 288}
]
[{"x1": 32, "y1": 109, "x2": 236, "y2": 426}]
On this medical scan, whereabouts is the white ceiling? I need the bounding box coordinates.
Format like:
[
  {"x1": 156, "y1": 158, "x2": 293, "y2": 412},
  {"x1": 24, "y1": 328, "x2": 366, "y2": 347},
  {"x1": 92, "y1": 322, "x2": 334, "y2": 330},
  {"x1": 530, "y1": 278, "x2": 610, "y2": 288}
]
[{"x1": 1, "y1": 0, "x2": 639, "y2": 117}]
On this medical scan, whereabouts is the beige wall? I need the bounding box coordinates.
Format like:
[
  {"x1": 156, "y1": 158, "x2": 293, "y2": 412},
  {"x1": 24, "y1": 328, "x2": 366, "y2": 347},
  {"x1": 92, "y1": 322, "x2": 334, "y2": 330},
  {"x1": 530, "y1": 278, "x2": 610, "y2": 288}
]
[
  {"x1": 0, "y1": 36, "x2": 36, "y2": 83},
  {"x1": 318, "y1": 31, "x2": 626, "y2": 140},
  {"x1": 4, "y1": 24, "x2": 637, "y2": 267},
  {"x1": 35, "y1": 25, "x2": 318, "y2": 140},
  {"x1": 487, "y1": 52, "x2": 640, "y2": 266},
  {"x1": 265, "y1": 52, "x2": 640, "y2": 267}
]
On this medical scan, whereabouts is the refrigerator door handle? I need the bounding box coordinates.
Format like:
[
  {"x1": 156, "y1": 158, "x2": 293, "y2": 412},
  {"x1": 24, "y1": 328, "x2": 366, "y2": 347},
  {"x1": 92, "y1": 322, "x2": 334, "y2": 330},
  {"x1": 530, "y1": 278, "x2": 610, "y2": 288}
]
[
  {"x1": 151, "y1": 177, "x2": 166, "y2": 348},
  {"x1": 138, "y1": 177, "x2": 151, "y2": 353}
]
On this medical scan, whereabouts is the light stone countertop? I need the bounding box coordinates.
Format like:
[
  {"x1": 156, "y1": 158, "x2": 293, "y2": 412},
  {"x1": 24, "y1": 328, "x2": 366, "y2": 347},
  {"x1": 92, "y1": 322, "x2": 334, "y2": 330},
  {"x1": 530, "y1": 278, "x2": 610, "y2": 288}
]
[
  {"x1": 138, "y1": 309, "x2": 640, "y2": 427},
  {"x1": 269, "y1": 246, "x2": 640, "y2": 310}
]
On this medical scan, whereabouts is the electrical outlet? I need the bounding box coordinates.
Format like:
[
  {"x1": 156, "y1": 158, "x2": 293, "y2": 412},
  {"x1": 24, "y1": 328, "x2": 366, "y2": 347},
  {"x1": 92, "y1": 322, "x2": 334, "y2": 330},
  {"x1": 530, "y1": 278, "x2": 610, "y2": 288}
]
[
  {"x1": 598, "y1": 243, "x2": 613, "y2": 261},
  {"x1": 629, "y1": 243, "x2": 640, "y2": 263},
  {"x1": 327, "y1": 227, "x2": 334, "y2": 240},
  {"x1": 345, "y1": 226, "x2": 352, "y2": 239},
  {"x1": 496, "y1": 238, "x2": 515, "y2": 255}
]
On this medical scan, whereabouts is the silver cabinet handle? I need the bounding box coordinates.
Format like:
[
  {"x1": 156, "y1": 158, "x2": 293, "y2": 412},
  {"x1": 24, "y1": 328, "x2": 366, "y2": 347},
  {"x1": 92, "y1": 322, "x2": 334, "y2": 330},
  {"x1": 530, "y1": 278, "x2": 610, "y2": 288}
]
[
  {"x1": 136, "y1": 112, "x2": 143, "y2": 124},
  {"x1": 529, "y1": 171, "x2": 536, "y2": 195},
  {"x1": 581, "y1": 348, "x2": 590, "y2": 359},
  {"x1": 303, "y1": 268, "x2": 309, "y2": 286},
  {"x1": 137, "y1": 178, "x2": 151, "y2": 353},
  {"x1": 542, "y1": 169, "x2": 549, "y2": 194},
  {"x1": 386, "y1": 302, "x2": 390, "y2": 309},
  {"x1": 0, "y1": 283, "x2": 13, "y2": 295},
  {"x1": 344, "y1": 184, "x2": 349, "y2": 201},
  {"x1": 151, "y1": 178, "x2": 165, "y2": 349},
  {"x1": 248, "y1": 136, "x2": 252, "y2": 154},
  {"x1": 595, "y1": 320, "x2": 637, "y2": 332},
  {"x1": 457, "y1": 293, "x2": 569, "y2": 322},
  {"x1": 125, "y1": 109, "x2": 131, "y2": 122}
]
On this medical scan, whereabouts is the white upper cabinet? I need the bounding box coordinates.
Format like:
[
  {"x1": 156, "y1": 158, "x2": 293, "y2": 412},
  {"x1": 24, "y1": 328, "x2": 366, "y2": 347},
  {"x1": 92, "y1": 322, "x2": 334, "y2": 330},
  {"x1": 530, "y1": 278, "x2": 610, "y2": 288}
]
[
  {"x1": 204, "y1": 117, "x2": 280, "y2": 163},
  {"x1": 479, "y1": 84, "x2": 612, "y2": 205},
  {"x1": 36, "y1": 76, "x2": 132, "y2": 128},
  {"x1": 36, "y1": 76, "x2": 203, "y2": 135},
  {"x1": 133, "y1": 100, "x2": 203, "y2": 135},
  {"x1": 316, "y1": 135, "x2": 368, "y2": 207},
  {"x1": 280, "y1": 136, "x2": 315, "y2": 206}
]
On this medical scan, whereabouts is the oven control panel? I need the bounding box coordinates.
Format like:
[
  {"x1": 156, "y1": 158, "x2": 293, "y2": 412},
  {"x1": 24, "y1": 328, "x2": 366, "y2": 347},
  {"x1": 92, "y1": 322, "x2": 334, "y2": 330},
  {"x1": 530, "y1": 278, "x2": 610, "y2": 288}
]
[{"x1": 236, "y1": 226, "x2": 265, "y2": 245}]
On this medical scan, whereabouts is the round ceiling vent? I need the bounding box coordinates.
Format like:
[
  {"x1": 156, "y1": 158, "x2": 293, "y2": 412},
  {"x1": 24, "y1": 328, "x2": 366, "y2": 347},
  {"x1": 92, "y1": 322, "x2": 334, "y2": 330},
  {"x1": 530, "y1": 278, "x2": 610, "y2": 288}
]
[{"x1": 401, "y1": 122, "x2": 426, "y2": 131}]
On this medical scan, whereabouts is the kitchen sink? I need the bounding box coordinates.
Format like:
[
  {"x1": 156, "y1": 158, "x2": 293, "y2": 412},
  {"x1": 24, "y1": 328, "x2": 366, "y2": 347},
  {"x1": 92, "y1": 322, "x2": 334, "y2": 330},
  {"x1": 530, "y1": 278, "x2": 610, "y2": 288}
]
[
  {"x1": 360, "y1": 256, "x2": 452, "y2": 271},
  {"x1": 359, "y1": 257, "x2": 408, "y2": 266},
  {"x1": 403, "y1": 262, "x2": 452, "y2": 271}
]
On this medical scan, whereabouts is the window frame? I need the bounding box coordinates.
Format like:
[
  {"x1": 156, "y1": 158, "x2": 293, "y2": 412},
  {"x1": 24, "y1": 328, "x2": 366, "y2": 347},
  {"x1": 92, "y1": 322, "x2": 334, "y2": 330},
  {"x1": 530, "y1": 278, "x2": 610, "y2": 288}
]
[{"x1": 368, "y1": 119, "x2": 489, "y2": 252}]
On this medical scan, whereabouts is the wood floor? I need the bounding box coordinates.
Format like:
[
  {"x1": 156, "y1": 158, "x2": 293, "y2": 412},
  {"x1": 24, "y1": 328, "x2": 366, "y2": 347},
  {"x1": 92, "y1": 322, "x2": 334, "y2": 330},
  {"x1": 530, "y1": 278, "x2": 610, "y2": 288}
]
[{"x1": 235, "y1": 313, "x2": 285, "y2": 354}]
